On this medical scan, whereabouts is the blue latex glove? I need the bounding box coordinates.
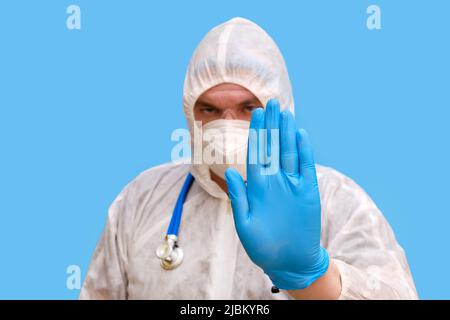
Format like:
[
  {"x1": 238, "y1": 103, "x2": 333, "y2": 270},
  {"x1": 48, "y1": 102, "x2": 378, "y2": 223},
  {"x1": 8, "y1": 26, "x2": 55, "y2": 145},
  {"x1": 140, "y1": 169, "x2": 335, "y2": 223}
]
[{"x1": 225, "y1": 99, "x2": 329, "y2": 290}]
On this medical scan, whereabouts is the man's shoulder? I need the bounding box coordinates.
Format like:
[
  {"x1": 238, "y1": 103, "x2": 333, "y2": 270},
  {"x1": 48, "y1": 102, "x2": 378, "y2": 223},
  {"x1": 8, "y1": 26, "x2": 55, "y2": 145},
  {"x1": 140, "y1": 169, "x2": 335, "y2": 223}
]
[
  {"x1": 316, "y1": 164, "x2": 346, "y2": 181},
  {"x1": 316, "y1": 164, "x2": 362, "y2": 191},
  {"x1": 135, "y1": 161, "x2": 190, "y2": 182},
  {"x1": 116, "y1": 161, "x2": 191, "y2": 202},
  {"x1": 315, "y1": 164, "x2": 376, "y2": 212},
  {"x1": 103, "y1": 161, "x2": 192, "y2": 236}
]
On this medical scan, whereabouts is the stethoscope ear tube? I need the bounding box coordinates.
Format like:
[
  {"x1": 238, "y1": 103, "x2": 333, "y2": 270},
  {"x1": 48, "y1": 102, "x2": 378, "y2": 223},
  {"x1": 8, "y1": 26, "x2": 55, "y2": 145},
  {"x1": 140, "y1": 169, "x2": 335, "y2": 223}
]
[{"x1": 156, "y1": 173, "x2": 195, "y2": 270}]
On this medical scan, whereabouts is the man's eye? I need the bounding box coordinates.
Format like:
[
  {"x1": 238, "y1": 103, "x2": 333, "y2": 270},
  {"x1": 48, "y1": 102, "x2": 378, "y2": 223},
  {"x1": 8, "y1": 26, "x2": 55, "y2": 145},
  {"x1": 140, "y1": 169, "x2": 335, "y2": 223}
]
[
  {"x1": 244, "y1": 106, "x2": 260, "y2": 112},
  {"x1": 201, "y1": 107, "x2": 217, "y2": 114}
]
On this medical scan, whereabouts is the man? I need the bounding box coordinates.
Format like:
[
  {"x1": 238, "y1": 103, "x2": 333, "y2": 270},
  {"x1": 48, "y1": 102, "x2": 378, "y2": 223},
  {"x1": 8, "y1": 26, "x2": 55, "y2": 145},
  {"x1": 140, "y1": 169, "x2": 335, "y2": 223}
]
[{"x1": 80, "y1": 17, "x2": 417, "y2": 299}]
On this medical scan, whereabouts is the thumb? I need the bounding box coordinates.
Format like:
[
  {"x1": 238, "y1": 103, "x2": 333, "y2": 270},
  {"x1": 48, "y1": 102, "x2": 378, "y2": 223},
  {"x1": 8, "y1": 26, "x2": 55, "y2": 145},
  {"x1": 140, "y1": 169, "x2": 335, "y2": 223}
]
[{"x1": 225, "y1": 168, "x2": 250, "y2": 227}]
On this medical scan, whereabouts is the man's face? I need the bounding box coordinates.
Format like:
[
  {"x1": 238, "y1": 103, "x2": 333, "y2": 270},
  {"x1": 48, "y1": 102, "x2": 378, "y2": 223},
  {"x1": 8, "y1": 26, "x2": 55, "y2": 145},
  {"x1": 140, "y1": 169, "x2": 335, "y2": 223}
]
[{"x1": 193, "y1": 83, "x2": 263, "y2": 124}]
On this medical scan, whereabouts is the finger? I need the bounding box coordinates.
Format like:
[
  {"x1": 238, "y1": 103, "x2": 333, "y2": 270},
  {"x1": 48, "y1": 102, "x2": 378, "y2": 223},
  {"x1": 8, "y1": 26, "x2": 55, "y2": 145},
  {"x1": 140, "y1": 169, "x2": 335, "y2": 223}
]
[
  {"x1": 280, "y1": 110, "x2": 299, "y2": 175},
  {"x1": 264, "y1": 99, "x2": 280, "y2": 174},
  {"x1": 247, "y1": 108, "x2": 265, "y2": 183},
  {"x1": 296, "y1": 129, "x2": 318, "y2": 185},
  {"x1": 225, "y1": 168, "x2": 250, "y2": 227}
]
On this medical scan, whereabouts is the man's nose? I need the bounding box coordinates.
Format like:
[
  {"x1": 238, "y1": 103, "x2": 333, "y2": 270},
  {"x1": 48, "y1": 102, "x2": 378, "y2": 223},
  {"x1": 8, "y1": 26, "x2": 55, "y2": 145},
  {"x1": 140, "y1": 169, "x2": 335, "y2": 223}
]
[{"x1": 221, "y1": 109, "x2": 238, "y2": 120}]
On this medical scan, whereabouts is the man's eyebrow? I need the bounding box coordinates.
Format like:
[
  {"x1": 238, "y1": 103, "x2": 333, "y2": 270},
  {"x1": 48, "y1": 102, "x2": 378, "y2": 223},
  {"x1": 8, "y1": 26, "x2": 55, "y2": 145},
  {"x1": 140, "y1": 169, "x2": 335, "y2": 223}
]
[
  {"x1": 194, "y1": 101, "x2": 218, "y2": 109},
  {"x1": 239, "y1": 98, "x2": 261, "y2": 106}
]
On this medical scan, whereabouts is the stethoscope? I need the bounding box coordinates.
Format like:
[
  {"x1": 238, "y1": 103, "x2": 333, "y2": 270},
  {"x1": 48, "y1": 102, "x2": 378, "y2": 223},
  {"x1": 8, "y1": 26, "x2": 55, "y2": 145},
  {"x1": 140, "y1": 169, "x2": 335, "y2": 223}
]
[{"x1": 155, "y1": 173, "x2": 195, "y2": 270}]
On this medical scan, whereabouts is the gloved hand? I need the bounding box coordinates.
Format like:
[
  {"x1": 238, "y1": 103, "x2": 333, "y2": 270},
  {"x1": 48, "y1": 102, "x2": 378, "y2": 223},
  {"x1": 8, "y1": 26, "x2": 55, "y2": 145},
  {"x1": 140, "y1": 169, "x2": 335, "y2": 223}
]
[{"x1": 225, "y1": 99, "x2": 329, "y2": 290}]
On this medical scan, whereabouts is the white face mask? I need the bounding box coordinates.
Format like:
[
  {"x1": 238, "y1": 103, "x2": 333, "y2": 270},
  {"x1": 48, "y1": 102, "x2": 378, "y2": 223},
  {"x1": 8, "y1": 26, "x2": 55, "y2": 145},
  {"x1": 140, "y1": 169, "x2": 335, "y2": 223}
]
[{"x1": 201, "y1": 119, "x2": 249, "y2": 181}]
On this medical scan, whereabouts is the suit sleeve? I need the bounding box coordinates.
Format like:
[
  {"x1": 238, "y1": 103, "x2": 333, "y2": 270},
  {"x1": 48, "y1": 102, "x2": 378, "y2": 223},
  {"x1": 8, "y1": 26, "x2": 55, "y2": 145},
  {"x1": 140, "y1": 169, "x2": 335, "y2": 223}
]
[
  {"x1": 320, "y1": 170, "x2": 418, "y2": 300},
  {"x1": 79, "y1": 186, "x2": 134, "y2": 300}
]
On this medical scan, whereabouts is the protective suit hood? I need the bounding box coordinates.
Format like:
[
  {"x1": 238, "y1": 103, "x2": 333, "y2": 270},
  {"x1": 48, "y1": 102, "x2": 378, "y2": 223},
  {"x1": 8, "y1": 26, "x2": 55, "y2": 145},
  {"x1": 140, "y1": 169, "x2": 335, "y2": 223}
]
[{"x1": 183, "y1": 17, "x2": 295, "y2": 198}]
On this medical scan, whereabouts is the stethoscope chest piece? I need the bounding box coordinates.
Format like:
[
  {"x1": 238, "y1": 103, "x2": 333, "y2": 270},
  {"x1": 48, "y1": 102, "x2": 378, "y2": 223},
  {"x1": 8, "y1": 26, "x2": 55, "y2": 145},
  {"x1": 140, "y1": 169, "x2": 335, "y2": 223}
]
[{"x1": 156, "y1": 234, "x2": 184, "y2": 270}]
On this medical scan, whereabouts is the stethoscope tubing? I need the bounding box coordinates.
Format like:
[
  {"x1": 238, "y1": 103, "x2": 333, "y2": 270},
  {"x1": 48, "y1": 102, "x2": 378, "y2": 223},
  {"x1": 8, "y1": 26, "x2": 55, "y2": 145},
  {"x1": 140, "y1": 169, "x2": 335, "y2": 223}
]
[{"x1": 167, "y1": 173, "x2": 195, "y2": 236}]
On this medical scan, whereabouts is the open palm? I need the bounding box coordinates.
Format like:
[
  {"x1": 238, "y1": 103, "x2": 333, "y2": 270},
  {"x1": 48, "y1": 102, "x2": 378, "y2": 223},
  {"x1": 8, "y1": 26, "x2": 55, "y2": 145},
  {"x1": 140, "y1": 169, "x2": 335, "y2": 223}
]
[{"x1": 225, "y1": 99, "x2": 329, "y2": 290}]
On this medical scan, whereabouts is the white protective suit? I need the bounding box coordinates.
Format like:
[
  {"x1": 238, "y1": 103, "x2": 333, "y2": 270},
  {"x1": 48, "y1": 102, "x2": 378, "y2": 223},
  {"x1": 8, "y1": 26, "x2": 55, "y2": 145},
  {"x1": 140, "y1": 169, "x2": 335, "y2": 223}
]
[{"x1": 80, "y1": 17, "x2": 418, "y2": 300}]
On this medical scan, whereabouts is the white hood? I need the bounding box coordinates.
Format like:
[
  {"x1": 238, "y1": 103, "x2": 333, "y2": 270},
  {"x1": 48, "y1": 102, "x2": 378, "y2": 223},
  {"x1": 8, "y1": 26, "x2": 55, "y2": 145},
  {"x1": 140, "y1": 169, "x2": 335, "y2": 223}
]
[{"x1": 183, "y1": 17, "x2": 295, "y2": 199}]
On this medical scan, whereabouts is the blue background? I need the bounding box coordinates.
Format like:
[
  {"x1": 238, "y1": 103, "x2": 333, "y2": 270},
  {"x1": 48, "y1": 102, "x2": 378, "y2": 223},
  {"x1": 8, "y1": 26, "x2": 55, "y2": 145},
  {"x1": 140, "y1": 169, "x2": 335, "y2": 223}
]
[{"x1": 0, "y1": 0, "x2": 448, "y2": 299}]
